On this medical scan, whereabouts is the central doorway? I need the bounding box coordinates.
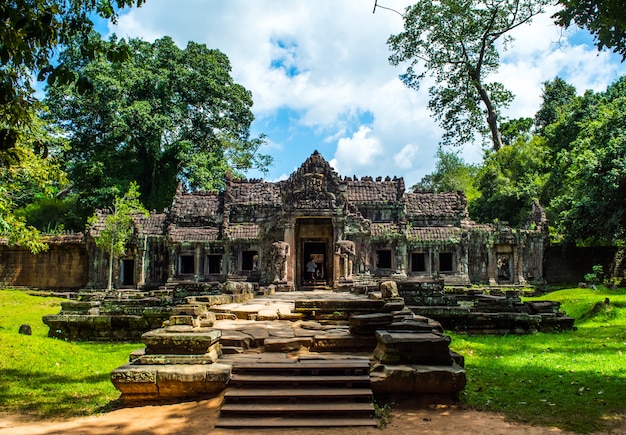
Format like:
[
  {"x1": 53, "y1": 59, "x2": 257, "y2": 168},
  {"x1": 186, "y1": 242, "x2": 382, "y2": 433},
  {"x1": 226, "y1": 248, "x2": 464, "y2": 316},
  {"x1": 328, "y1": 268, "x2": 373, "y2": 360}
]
[
  {"x1": 303, "y1": 242, "x2": 326, "y2": 284},
  {"x1": 295, "y1": 218, "x2": 333, "y2": 288}
]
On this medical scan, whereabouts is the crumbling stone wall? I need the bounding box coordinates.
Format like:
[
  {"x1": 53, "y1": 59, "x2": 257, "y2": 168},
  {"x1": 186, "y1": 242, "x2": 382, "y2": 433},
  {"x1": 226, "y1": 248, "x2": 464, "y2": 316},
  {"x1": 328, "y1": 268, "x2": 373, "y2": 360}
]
[{"x1": 0, "y1": 236, "x2": 88, "y2": 289}]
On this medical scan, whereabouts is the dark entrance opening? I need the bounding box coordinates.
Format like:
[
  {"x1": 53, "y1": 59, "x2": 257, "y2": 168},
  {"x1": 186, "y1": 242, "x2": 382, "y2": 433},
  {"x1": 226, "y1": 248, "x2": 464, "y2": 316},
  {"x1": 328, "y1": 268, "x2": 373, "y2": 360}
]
[
  {"x1": 122, "y1": 259, "x2": 135, "y2": 286},
  {"x1": 303, "y1": 242, "x2": 326, "y2": 285}
]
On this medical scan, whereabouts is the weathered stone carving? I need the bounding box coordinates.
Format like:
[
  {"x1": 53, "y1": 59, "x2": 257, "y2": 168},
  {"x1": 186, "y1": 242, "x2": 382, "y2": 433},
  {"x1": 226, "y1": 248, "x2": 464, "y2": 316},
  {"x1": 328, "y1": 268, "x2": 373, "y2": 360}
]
[
  {"x1": 268, "y1": 241, "x2": 289, "y2": 283},
  {"x1": 336, "y1": 240, "x2": 355, "y2": 280}
]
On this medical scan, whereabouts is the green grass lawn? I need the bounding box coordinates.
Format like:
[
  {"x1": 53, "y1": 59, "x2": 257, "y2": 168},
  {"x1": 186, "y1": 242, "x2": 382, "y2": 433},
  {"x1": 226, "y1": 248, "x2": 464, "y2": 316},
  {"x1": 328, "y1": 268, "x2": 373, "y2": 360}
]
[
  {"x1": 450, "y1": 286, "x2": 626, "y2": 433},
  {"x1": 0, "y1": 289, "x2": 140, "y2": 418},
  {"x1": 1, "y1": 287, "x2": 625, "y2": 432}
]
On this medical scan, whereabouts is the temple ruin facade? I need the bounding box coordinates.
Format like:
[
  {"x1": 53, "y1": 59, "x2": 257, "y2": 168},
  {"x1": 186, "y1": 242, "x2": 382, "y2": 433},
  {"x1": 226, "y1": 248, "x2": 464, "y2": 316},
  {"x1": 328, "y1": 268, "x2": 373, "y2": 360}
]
[{"x1": 87, "y1": 151, "x2": 548, "y2": 291}]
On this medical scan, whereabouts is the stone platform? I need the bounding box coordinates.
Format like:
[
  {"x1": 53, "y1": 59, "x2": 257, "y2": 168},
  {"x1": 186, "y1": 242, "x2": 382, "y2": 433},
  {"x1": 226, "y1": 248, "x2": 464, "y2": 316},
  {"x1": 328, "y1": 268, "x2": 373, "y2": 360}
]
[{"x1": 111, "y1": 288, "x2": 466, "y2": 405}]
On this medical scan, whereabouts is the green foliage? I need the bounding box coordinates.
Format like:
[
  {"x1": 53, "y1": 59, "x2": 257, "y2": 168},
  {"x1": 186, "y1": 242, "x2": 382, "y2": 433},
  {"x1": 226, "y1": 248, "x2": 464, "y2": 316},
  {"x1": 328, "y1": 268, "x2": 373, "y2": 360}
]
[
  {"x1": 373, "y1": 401, "x2": 393, "y2": 429},
  {"x1": 388, "y1": 0, "x2": 548, "y2": 151},
  {"x1": 0, "y1": 0, "x2": 144, "y2": 157},
  {"x1": 88, "y1": 182, "x2": 148, "y2": 290},
  {"x1": 412, "y1": 148, "x2": 480, "y2": 202},
  {"x1": 0, "y1": 111, "x2": 70, "y2": 251},
  {"x1": 546, "y1": 77, "x2": 626, "y2": 245},
  {"x1": 584, "y1": 264, "x2": 605, "y2": 285},
  {"x1": 470, "y1": 135, "x2": 550, "y2": 226},
  {"x1": 452, "y1": 286, "x2": 626, "y2": 433},
  {"x1": 534, "y1": 77, "x2": 577, "y2": 134},
  {"x1": 0, "y1": 289, "x2": 139, "y2": 417},
  {"x1": 45, "y1": 34, "x2": 272, "y2": 213},
  {"x1": 554, "y1": 0, "x2": 626, "y2": 60}
]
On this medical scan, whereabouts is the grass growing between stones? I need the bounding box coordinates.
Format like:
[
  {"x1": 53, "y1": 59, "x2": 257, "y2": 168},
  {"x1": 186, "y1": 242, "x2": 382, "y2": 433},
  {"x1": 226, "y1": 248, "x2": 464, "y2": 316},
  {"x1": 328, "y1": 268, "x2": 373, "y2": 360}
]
[
  {"x1": 0, "y1": 289, "x2": 140, "y2": 419},
  {"x1": 450, "y1": 286, "x2": 626, "y2": 433}
]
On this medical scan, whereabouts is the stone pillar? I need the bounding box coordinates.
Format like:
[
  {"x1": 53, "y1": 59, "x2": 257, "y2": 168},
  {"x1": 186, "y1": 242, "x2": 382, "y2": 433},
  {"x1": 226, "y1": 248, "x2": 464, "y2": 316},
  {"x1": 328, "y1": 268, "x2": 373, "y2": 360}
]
[
  {"x1": 487, "y1": 248, "x2": 497, "y2": 286},
  {"x1": 168, "y1": 247, "x2": 177, "y2": 282},
  {"x1": 195, "y1": 245, "x2": 204, "y2": 281},
  {"x1": 284, "y1": 222, "x2": 295, "y2": 286},
  {"x1": 137, "y1": 235, "x2": 148, "y2": 288}
]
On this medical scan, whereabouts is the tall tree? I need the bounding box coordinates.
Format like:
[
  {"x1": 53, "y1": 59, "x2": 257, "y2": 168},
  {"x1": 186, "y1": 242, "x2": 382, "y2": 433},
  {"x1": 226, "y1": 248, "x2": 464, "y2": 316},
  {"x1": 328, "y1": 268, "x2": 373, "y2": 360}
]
[
  {"x1": 46, "y1": 35, "x2": 271, "y2": 214},
  {"x1": 412, "y1": 148, "x2": 480, "y2": 201},
  {"x1": 554, "y1": 0, "x2": 626, "y2": 60},
  {"x1": 0, "y1": 109, "x2": 68, "y2": 252},
  {"x1": 388, "y1": 0, "x2": 549, "y2": 151},
  {"x1": 470, "y1": 134, "x2": 550, "y2": 227},
  {"x1": 0, "y1": 0, "x2": 144, "y2": 160},
  {"x1": 88, "y1": 182, "x2": 148, "y2": 290},
  {"x1": 534, "y1": 77, "x2": 577, "y2": 133},
  {"x1": 547, "y1": 77, "x2": 626, "y2": 245}
]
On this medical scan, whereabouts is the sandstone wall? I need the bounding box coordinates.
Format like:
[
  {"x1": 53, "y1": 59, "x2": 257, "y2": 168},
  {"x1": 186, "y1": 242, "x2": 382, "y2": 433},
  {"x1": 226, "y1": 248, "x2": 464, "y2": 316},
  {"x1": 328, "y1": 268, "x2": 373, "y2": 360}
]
[
  {"x1": 0, "y1": 237, "x2": 88, "y2": 289},
  {"x1": 544, "y1": 245, "x2": 617, "y2": 284}
]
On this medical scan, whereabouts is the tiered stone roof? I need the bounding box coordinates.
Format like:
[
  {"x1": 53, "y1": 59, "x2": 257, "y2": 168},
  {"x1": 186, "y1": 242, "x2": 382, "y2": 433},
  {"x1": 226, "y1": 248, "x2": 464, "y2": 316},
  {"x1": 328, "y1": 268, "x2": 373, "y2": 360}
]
[
  {"x1": 90, "y1": 152, "x2": 479, "y2": 244},
  {"x1": 228, "y1": 181, "x2": 282, "y2": 206},
  {"x1": 168, "y1": 226, "x2": 220, "y2": 243},
  {"x1": 170, "y1": 190, "x2": 223, "y2": 225},
  {"x1": 346, "y1": 178, "x2": 402, "y2": 203},
  {"x1": 134, "y1": 213, "x2": 167, "y2": 237},
  {"x1": 407, "y1": 226, "x2": 463, "y2": 242},
  {"x1": 403, "y1": 192, "x2": 468, "y2": 221}
]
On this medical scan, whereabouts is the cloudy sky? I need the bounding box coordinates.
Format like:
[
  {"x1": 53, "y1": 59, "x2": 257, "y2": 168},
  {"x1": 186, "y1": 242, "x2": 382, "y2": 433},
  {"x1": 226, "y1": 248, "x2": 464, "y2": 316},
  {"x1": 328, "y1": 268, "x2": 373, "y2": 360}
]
[{"x1": 103, "y1": 0, "x2": 626, "y2": 188}]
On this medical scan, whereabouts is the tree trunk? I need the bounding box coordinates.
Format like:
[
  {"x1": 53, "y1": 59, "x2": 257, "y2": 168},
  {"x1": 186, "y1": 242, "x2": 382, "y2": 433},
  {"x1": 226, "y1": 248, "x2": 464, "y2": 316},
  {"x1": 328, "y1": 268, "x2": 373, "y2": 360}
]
[
  {"x1": 107, "y1": 239, "x2": 114, "y2": 291},
  {"x1": 476, "y1": 83, "x2": 503, "y2": 151}
]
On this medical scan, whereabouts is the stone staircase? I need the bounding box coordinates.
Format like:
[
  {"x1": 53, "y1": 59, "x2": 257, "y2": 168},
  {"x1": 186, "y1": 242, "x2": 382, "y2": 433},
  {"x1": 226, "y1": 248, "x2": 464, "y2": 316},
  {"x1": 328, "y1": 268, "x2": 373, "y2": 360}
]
[{"x1": 216, "y1": 355, "x2": 377, "y2": 428}]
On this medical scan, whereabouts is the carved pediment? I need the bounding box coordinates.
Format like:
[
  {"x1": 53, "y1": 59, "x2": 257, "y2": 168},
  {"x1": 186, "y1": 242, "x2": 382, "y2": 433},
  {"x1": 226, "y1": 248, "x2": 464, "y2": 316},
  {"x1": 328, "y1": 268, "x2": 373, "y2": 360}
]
[{"x1": 281, "y1": 151, "x2": 346, "y2": 211}]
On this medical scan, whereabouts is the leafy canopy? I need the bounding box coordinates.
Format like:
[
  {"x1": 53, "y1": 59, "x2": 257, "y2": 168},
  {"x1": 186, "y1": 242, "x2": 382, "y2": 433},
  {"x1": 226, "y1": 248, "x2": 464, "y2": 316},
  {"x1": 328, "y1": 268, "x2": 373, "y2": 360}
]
[
  {"x1": 388, "y1": 0, "x2": 549, "y2": 151},
  {"x1": 0, "y1": 0, "x2": 144, "y2": 161},
  {"x1": 45, "y1": 34, "x2": 272, "y2": 214},
  {"x1": 88, "y1": 181, "x2": 148, "y2": 290},
  {"x1": 0, "y1": 109, "x2": 69, "y2": 252},
  {"x1": 554, "y1": 0, "x2": 626, "y2": 60}
]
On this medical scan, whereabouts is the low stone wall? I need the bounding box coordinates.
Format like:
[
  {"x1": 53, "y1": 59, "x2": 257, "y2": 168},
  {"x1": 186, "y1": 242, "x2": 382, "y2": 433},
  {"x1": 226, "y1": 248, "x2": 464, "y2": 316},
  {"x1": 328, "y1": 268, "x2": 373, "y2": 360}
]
[
  {"x1": 544, "y1": 245, "x2": 617, "y2": 284},
  {"x1": 0, "y1": 235, "x2": 88, "y2": 289},
  {"x1": 42, "y1": 282, "x2": 255, "y2": 341}
]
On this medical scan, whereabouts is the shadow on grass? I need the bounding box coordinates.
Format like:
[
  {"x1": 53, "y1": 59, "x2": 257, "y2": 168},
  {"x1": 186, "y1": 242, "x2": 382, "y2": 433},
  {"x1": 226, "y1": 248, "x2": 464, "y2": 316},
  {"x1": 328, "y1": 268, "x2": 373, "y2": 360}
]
[
  {"x1": 454, "y1": 330, "x2": 626, "y2": 433},
  {"x1": 0, "y1": 369, "x2": 116, "y2": 418}
]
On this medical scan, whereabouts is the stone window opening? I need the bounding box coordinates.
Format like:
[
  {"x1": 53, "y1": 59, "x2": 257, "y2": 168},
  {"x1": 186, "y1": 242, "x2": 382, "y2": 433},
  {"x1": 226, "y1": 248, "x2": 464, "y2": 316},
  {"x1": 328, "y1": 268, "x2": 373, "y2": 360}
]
[
  {"x1": 411, "y1": 252, "x2": 427, "y2": 273},
  {"x1": 439, "y1": 252, "x2": 454, "y2": 273},
  {"x1": 241, "y1": 250, "x2": 258, "y2": 271},
  {"x1": 376, "y1": 249, "x2": 393, "y2": 269},
  {"x1": 206, "y1": 254, "x2": 222, "y2": 275},
  {"x1": 179, "y1": 254, "x2": 195, "y2": 275}
]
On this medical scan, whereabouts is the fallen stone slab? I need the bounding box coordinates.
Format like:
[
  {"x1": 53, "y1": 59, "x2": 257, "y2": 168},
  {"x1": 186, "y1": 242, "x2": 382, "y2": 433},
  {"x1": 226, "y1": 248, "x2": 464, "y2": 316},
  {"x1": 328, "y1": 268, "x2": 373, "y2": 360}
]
[
  {"x1": 142, "y1": 328, "x2": 221, "y2": 355},
  {"x1": 263, "y1": 337, "x2": 314, "y2": 352},
  {"x1": 219, "y1": 331, "x2": 257, "y2": 349},
  {"x1": 373, "y1": 331, "x2": 452, "y2": 365},
  {"x1": 370, "y1": 363, "x2": 466, "y2": 395},
  {"x1": 312, "y1": 333, "x2": 377, "y2": 351}
]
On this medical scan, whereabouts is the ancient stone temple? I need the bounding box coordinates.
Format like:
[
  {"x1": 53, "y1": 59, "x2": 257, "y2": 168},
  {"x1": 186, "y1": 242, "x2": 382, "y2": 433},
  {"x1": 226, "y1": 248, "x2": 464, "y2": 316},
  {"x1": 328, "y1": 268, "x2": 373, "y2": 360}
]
[{"x1": 87, "y1": 151, "x2": 548, "y2": 291}]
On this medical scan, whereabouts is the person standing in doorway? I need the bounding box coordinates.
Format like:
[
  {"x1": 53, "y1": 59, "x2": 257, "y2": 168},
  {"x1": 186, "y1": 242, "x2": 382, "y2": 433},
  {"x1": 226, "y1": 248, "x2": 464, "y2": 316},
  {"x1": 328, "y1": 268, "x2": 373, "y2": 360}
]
[{"x1": 306, "y1": 256, "x2": 317, "y2": 282}]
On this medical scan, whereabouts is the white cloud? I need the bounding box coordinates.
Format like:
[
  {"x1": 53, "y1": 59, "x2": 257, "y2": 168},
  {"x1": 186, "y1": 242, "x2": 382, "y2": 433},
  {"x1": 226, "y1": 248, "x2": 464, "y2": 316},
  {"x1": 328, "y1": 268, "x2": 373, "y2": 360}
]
[
  {"x1": 108, "y1": 0, "x2": 625, "y2": 186},
  {"x1": 330, "y1": 126, "x2": 382, "y2": 174},
  {"x1": 394, "y1": 144, "x2": 420, "y2": 169}
]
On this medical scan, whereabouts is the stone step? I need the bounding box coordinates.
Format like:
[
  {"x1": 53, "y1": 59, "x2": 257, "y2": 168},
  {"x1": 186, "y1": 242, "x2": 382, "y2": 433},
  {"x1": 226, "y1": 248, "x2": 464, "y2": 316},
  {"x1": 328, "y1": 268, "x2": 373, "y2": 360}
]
[
  {"x1": 231, "y1": 360, "x2": 370, "y2": 375},
  {"x1": 220, "y1": 402, "x2": 374, "y2": 414},
  {"x1": 224, "y1": 387, "x2": 373, "y2": 401},
  {"x1": 216, "y1": 417, "x2": 377, "y2": 428},
  {"x1": 229, "y1": 374, "x2": 371, "y2": 387},
  {"x1": 218, "y1": 356, "x2": 376, "y2": 428}
]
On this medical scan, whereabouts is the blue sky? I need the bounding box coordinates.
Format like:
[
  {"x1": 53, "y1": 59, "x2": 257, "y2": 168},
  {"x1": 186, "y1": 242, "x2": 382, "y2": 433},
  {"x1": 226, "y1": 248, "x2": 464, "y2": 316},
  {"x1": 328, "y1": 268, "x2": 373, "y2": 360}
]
[{"x1": 101, "y1": 0, "x2": 626, "y2": 188}]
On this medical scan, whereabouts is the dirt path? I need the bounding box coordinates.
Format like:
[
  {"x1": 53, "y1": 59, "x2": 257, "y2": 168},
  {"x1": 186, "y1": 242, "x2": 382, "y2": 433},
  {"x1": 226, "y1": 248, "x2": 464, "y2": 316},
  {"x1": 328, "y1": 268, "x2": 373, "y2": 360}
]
[{"x1": 1, "y1": 399, "x2": 611, "y2": 435}]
